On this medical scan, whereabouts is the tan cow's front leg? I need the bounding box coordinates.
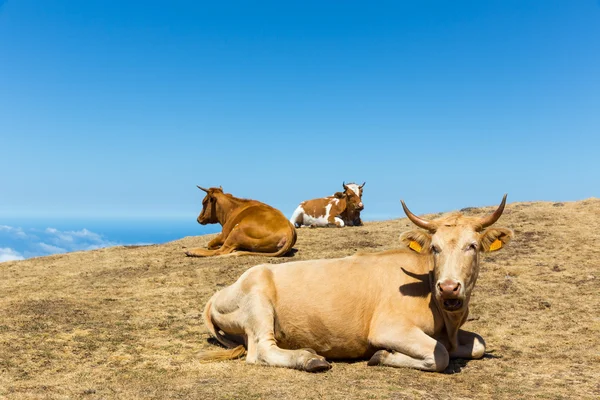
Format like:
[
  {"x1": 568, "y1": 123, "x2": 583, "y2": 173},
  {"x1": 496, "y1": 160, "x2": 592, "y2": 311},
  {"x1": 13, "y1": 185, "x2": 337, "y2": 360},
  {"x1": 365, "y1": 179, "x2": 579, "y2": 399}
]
[
  {"x1": 186, "y1": 230, "x2": 240, "y2": 257},
  {"x1": 206, "y1": 233, "x2": 225, "y2": 250},
  {"x1": 450, "y1": 329, "x2": 486, "y2": 359},
  {"x1": 367, "y1": 327, "x2": 449, "y2": 372},
  {"x1": 186, "y1": 245, "x2": 238, "y2": 257}
]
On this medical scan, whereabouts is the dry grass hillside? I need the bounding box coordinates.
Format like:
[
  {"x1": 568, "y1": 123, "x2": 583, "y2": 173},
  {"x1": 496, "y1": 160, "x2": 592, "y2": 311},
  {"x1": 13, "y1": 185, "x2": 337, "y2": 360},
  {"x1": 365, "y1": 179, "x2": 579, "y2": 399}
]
[{"x1": 1, "y1": 199, "x2": 599, "y2": 399}]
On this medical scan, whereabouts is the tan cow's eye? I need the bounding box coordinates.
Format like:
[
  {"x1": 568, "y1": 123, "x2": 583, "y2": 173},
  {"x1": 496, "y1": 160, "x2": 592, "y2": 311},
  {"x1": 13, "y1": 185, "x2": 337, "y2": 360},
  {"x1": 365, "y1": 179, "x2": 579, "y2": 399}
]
[
  {"x1": 431, "y1": 245, "x2": 440, "y2": 255},
  {"x1": 467, "y1": 243, "x2": 477, "y2": 251}
]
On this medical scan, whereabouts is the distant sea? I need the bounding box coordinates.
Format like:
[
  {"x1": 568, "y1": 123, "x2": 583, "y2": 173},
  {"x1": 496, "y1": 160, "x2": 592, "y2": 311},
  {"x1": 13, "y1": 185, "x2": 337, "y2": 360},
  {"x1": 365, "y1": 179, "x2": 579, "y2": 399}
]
[
  {"x1": 0, "y1": 212, "x2": 398, "y2": 262},
  {"x1": 0, "y1": 217, "x2": 220, "y2": 262}
]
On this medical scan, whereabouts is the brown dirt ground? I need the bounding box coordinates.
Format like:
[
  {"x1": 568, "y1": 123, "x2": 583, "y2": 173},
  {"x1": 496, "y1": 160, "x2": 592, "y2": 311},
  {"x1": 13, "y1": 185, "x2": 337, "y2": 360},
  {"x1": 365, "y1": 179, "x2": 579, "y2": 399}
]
[{"x1": 1, "y1": 199, "x2": 599, "y2": 399}]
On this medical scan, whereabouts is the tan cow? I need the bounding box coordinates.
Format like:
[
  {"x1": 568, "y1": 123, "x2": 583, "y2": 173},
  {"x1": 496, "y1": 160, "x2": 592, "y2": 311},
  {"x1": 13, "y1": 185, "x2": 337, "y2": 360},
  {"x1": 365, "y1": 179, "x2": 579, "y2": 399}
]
[
  {"x1": 185, "y1": 186, "x2": 297, "y2": 257},
  {"x1": 198, "y1": 195, "x2": 513, "y2": 372},
  {"x1": 290, "y1": 182, "x2": 365, "y2": 228}
]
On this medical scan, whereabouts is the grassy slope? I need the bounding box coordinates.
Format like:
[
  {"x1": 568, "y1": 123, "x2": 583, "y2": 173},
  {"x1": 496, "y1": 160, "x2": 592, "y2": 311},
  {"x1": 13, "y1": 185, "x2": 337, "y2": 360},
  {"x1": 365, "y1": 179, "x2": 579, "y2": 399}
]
[{"x1": 1, "y1": 199, "x2": 599, "y2": 399}]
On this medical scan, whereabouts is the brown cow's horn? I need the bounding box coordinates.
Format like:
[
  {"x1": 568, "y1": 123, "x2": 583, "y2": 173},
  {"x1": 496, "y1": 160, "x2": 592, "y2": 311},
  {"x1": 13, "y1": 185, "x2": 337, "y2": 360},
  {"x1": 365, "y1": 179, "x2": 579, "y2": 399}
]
[
  {"x1": 197, "y1": 185, "x2": 209, "y2": 192},
  {"x1": 401, "y1": 200, "x2": 437, "y2": 232},
  {"x1": 342, "y1": 181, "x2": 348, "y2": 190},
  {"x1": 478, "y1": 194, "x2": 508, "y2": 229},
  {"x1": 219, "y1": 185, "x2": 223, "y2": 190},
  {"x1": 360, "y1": 182, "x2": 366, "y2": 188}
]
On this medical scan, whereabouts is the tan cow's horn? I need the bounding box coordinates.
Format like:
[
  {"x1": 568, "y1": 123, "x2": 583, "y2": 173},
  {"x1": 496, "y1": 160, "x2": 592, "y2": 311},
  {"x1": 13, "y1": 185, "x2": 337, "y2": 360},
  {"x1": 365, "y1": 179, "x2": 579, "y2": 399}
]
[
  {"x1": 401, "y1": 200, "x2": 436, "y2": 232},
  {"x1": 197, "y1": 185, "x2": 209, "y2": 192},
  {"x1": 478, "y1": 194, "x2": 508, "y2": 229}
]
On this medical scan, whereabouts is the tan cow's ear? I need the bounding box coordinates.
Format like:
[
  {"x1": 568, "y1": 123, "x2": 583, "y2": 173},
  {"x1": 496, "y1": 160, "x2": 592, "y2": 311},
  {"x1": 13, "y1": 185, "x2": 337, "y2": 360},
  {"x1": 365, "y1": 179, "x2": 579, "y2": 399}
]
[
  {"x1": 400, "y1": 230, "x2": 432, "y2": 254},
  {"x1": 481, "y1": 228, "x2": 514, "y2": 252}
]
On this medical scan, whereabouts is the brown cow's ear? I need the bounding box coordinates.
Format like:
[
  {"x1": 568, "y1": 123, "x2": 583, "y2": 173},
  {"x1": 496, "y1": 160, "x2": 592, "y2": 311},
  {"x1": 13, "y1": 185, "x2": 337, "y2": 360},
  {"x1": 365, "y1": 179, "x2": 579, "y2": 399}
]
[
  {"x1": 400, "y1": 230, "x2": 432, "y2": 254},
  {"x1": 480, "y1": 228, "x2": 514, "y2": 252},
  {"x1": 333, "y1": 191, "x2": 345, "y2": 199}
]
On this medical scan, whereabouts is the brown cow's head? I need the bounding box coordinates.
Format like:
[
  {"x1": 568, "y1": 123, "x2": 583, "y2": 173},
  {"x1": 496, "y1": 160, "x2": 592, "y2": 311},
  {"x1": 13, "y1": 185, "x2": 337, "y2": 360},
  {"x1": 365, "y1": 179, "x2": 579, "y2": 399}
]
[
  {"x1": 196, "y1": 186, "x2": 223, "y2": 225},
  {"x1": 400, "y1": 195, "x2": 513, "y2": 314},
  {"x1": 342, "y1": 182, "x2": 365, "y2": 211}
]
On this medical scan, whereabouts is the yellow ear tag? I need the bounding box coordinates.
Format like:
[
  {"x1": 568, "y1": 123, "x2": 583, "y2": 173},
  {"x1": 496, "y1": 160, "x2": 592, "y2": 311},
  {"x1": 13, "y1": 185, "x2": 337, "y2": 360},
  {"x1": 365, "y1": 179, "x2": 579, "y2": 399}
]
[
  {"x1": 489, "y1": 239, "x2": 503, "y2": 251},
  {"x1": 409, "y1": 240, "x2": 422, "y2": 253}
]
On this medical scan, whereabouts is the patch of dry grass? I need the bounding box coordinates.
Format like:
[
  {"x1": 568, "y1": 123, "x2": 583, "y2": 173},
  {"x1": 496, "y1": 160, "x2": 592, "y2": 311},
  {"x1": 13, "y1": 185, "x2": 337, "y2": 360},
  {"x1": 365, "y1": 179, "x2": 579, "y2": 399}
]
[{"x1": 1, "y1": 199, "x2": 599, "y2": 399}]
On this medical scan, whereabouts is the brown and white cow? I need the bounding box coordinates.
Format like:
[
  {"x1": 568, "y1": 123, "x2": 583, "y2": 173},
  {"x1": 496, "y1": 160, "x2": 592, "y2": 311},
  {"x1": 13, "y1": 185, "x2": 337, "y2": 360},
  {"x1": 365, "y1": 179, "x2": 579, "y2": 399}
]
[
  {"x1": 185, "y1": 186, "x2": 297, "y2": 257},
  {"x1": 197, "y1": 195, "x2": 513, "y2": 372},
  {"x1": 290, "y1": 182, "x2": 365, "y2": 228}
]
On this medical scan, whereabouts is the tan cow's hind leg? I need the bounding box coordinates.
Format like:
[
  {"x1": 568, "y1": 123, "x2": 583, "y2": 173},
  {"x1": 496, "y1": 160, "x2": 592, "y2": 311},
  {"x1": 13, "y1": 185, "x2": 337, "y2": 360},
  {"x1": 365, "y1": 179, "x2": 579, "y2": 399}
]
[
  {"x1": 367, "y1": 327, "x2": 449, "y2": 372},
  {"x1": 240, "y1": 269, "x2": 331, "y2": 372},
  {"x1": 205, "y1": 266, "x2": 331, "y2": 372},
  {"x1": 244, "y1": 294, "x2": 331, "y2": 372},
  {"x1": 450, "y1": 329, "x2": 486, "y2": 359}
]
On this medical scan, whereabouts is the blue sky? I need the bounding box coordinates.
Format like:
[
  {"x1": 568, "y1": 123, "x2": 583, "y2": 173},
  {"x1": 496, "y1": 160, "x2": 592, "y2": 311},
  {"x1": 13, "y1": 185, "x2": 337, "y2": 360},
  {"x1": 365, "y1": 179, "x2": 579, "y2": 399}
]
[{"x1": 1, "y1": 0, "x2": 599, "y2": 221}]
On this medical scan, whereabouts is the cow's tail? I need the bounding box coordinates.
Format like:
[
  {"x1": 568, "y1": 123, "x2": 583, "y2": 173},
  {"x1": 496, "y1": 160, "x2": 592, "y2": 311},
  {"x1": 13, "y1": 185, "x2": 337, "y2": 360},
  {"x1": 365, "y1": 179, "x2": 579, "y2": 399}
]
[
  {"x1": 198, "y1": 296, "x2": 247, "y2": 362},
  {"x1": 228, "y1": 223, "x2": 297, "y2": 258}
]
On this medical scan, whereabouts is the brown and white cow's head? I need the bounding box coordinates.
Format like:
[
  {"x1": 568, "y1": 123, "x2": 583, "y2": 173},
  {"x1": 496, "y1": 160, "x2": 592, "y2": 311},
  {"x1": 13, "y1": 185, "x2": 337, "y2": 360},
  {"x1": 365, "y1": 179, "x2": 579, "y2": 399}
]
[
  {"x1": 196, "y1": 185, "x2": 223, "y2": 225},
  {"x1": 400, "y1": 195, "x2": 513, "y2": 314},
  {"x1": 342, "y1": 182, "x2": 365, "y2": 212}
]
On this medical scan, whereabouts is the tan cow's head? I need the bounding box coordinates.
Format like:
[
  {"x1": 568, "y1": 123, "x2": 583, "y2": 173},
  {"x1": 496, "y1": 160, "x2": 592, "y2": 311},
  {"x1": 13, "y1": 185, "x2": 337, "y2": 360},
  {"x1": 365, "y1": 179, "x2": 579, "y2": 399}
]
[
  {"x1": 342, "y1": 182, "x2": 365, "y2": 211},
  {"x1": 196, "y1": 186, "x2": 223, "y2": 225},
  {"x1": 400, "y1": 195, "x2": 513, "y2": 313}
]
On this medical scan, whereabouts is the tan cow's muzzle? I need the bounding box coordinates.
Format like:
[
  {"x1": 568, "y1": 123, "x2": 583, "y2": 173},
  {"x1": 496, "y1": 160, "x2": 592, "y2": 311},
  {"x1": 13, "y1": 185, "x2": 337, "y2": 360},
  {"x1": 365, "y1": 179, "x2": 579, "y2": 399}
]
[{"x1": 437, "y1": 279, "x2": 464, "y2": 312}]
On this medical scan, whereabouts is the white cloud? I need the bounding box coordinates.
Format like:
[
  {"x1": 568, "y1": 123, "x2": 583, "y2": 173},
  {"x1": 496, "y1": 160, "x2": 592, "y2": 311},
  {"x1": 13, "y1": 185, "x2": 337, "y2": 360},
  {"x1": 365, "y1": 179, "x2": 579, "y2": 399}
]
[
  {"x1": 0, "y1": 247, "x2": 25, "y2": 262},
  {"x1": 2, "y1": 225, "x2": 118, "y2": 259},
  {"x1": 38, "y1": 242, "x2": 67, "y2": 254},
  {"x1": 44, "y1": 227, "x2": 106, "y2": 245},
  {"x1": 67, "y1": 228, "x2": 104, "y2": 242},
  {"x1": 45, "y1": 227, "x2": 74, "y2": 243},
  {"x1": 0, "y1": 225, "x2": 28, "y2": 238},
  {"x1": 38, "y1": 227, "x2": 117, "y2": 255}
]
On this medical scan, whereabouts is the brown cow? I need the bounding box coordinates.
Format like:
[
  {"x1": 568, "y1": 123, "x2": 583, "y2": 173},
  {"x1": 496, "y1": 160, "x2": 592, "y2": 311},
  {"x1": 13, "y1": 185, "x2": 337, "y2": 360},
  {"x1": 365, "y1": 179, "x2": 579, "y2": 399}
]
[
  {"x1": 197, "y1": 195, "x2": 513, "y2": 372},
  {"x1": 185, "y1": 186, "x2": 297, "y2": 257},
  {"x1": 290, "y1": 182, "x2": 365, "y2": 228}
]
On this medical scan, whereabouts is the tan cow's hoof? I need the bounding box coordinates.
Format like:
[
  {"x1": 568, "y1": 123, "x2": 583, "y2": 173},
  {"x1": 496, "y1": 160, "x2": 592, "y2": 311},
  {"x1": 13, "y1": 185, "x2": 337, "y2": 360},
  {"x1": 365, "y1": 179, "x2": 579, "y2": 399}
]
[
  {"x1": 305, "y1": 358, "x2": 332, "y2": 373},
  {"x1": 367, "y1": 350, "x2": 388, "y2": 366},
  {"x1": 186, "y1": 251, "x2": 205, "y2": 257}
]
